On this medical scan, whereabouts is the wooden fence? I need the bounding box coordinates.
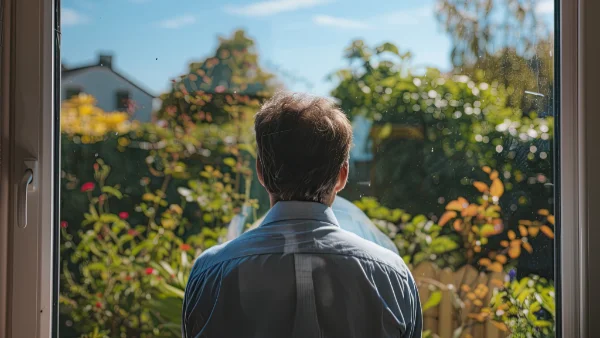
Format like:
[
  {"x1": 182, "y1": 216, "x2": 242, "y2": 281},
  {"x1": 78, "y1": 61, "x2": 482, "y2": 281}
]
[{"x1": 411, "y1": 262, "x2": 508, "y2": 338}]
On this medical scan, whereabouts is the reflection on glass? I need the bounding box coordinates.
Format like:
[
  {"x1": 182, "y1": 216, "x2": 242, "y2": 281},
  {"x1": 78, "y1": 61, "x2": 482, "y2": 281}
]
[{"x1": 59, "y1": 0, "x2": 556, "y2": 337}]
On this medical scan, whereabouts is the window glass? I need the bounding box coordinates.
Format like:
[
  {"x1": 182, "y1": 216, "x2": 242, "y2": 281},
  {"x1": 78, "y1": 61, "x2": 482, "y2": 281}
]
[
  {"x1": 59, "y1": 1, "x2": 556, "y2": 337},
  {"x1": 65, "y1": 87, "x2": 82, "y2": 99},
  {"x1": 115, "y1": 90, "x2": 131, "y2": 111}
]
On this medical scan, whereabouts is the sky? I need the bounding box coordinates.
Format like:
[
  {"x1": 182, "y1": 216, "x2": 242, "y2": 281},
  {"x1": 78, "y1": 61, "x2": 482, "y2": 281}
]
[{"x1": 61, "y1": 0, "x2": 554, "y2": 97}]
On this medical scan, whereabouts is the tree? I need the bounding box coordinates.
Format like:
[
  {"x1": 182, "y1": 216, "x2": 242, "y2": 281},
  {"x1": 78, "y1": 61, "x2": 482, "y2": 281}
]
[
  {"x1": 435, "y1": 0, "x2": 554, "y2": 115},
  {"x1": 156, "y1": 30, "x2": 278, "y2": 127},
  {"x1": 330, "y1": 40, "x2": 554, "y2": 276}
]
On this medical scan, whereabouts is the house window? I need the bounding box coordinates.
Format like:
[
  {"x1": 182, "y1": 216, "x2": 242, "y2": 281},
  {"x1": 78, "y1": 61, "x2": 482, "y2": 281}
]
[
  {"x1": 115, "y1": 90, "x2": 130, "y2": 111},
  {"x1": 65, "y1": 87, "x2": 81, "y2": 99}
]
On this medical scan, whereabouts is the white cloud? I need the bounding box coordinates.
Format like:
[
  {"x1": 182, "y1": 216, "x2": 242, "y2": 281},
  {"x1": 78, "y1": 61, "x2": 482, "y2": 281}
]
[
  {"x1": 225, "y1": 0, "x2": 330, "y2": 17},
  {"x1": 378, "y1": 5, "x2": 433, "y2": 26},
  {"x1": 158, "y1": 14, "x2": 196, "y2": 29},
  {"x1": 536, "y1": 0, "x2": 554, "y2": 14},
  {"x1": 62, "y1": 8, "x2": 89, "y2": 26},
  {"x1": 313, "y1": 15, "x2": 370, "y2": 29},
  {"x1": 311, "y1": 5, "x2": 432, "y2": 31}
]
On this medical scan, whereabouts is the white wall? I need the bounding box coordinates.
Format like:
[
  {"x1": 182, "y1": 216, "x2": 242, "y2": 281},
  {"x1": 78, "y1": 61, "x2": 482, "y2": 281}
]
[{"x1": 61, "y1": 67, "x2": 154, "y2": 122}]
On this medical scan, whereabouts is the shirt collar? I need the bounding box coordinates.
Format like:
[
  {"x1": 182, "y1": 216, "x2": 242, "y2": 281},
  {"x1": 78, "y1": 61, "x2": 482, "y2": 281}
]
[{"x1": 260, "y1": 201, "x2": 340, "y2": 227}]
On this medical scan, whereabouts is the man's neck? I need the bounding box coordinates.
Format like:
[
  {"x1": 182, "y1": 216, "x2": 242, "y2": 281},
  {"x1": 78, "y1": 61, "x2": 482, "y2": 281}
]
[{"x1": 269, "y1": 195, "x2": 335, "y2": 208}]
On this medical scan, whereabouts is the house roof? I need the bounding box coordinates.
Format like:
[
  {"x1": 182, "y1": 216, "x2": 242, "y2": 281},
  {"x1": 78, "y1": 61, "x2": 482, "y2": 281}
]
[{"x1": 62, "y1": 64, "x2": 156, "y2": 98}]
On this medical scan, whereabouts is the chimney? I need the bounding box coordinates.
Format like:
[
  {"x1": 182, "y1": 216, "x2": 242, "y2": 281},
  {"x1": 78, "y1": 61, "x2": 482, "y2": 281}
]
[{"x1": 98, "y1": 54, "x2": 113, "y2": 69}]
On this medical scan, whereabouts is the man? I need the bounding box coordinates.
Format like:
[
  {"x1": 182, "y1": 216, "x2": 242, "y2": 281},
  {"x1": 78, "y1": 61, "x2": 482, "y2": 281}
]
[{"x1": 182, "y1": 92, "x2": 423, "y2": 338}]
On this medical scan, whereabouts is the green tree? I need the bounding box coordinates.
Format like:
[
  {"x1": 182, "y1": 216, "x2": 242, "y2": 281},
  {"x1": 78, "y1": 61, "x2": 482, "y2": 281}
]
[
  {"x1": 156, "y1": 30, "x2": 278, "y2": 126},
  {"x1": 331, "y1": 40, "x2": 554, "y2": 276},
  {"x1": 435, "y1": 0, "x2": 554, "y2": 114}
]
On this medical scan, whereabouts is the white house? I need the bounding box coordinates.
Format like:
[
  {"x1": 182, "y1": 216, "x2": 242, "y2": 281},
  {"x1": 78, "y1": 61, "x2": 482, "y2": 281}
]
[{"x1": 61, "y1": 54, "x2": 155, "y2": 122}]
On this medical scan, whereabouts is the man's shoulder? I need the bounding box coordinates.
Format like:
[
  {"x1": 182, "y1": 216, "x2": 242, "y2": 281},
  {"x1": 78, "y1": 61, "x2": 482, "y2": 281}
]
[
  {"x1": 332, "y1": 227, "x2": 411, "y2": 278},
  {"x1": 189, "y1": 230, "x2": 262, "y2": 276},
  {"x1": 190, "y1": 241, "x2": 229, "y2": 276},
  {"x1": 189, "y1": 225, "x2": 411, "y2": 280}
]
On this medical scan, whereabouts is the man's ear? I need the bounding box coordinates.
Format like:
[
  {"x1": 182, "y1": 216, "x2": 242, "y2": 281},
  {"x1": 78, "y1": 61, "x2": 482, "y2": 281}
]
[
  {"x1": 334, "y1": 161, "x2": 349, "y2": 193},
  {"x1": 256, "y1": 158, "x2": 265, "y2": 187}
]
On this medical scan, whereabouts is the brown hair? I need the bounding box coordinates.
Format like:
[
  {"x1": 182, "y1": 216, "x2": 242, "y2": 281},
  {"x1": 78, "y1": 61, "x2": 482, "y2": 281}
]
[{"x1": 254, "y1": 92, "x2": 352, "y2": 204}]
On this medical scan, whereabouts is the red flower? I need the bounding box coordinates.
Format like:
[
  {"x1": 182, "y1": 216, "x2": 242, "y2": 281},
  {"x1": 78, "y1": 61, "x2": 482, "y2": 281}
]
[
  {"x1": 180, "y1": 244, "x2": 191, "y2": 251},
  {"x1": 60, "y1": 221, "x2": 68, "y2": 228},
  {"x1": 80, "y1": 182, "x2": 95, "y2": 192},
  {"x1": 125, "y1": 275, "x2": 132, "y2": 281},
  {"x1": 127, "y1": 229, "x2": 138, "y2": 236},
  {"x1": 119, "y1": 211, "x2": 129, "y2": 220},
  {"x1": 95, "y1": 302, "x2": 102, "y2": 309},
  {"x1": 93, "y1": 163, "x2": 99, "y2": 171},
  {"x1": 145, "y1": 267, "x2": 154, "y2": 275}
]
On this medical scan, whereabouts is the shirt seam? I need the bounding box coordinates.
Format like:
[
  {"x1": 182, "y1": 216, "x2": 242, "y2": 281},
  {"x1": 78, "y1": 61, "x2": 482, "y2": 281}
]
[
  {"x1": 259, "y1": 218, "x2": 339, "y2": 228},
  {"x1": 193, "y1": 250, "x2": 409, "y2": 280}
]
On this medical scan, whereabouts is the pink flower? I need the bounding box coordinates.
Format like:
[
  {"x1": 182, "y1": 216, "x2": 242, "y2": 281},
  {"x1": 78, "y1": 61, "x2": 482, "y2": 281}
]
[
  {"x1": 60, "y1": 221, "x2": 68, "y2": 228},
  {"x1": 119, "y1": 211, "x2": 129, "y2": 220},
  {"x1": 180, "y1": 244, "x2": 191, "y2": 251},
  {"x1": 215, "y1": 85, "x2": 226, "y2": 93},
  {"x1": 145, "y1": 267, "x2": 154, "y2": 275},
  {"x1": 93, "y1": 163, "x2": 99, "y2": 171},
  {"x1": 80, "y1": 182, "x2": 95, "y2": 192}
]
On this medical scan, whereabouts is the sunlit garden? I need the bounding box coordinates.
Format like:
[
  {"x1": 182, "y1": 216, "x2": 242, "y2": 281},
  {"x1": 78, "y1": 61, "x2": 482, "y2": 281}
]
[{"x1": 59, "y1": 1, "x2": 556, "y2": 337}]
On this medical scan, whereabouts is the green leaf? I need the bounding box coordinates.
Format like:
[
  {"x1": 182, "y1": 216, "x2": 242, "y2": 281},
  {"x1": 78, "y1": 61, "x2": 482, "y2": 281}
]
[
  {"x1": 86, "y1": 262, "x2": 107, "y2": 272},
  {"x1": 533, "y1": 320, "x2": 553, "y2": 327},
  {"x1": 131, "y1": 240, "x2": 153, "y2": 256},
  {"x1": 375, "y1": 42, "x2": 400, "y2": 56},
  {"x1": 88, "y1": 205, "x2": 98, "y2": 220},
  {"x1": 100, "y1": 214, "x2": 120, "y2": 223},
  {"x1": 517, "y1": 289, "x2": 533, "y2": 303},
  {"x1": 223, "y1": 157, "x2": 237, "y2": 167},
  {"x1": 413, "y1": 252, "x2": 428, "y2": 264},
  {"x1": 412, "y1": 215, "x2": 427, "y2": 225},
  {"x1": 430, "y1": 237, "x2": 459, "y2": 254},
  {"x1": 377, "y1": 123, "x2": 392, "y2": 140},
  {"x1": 101, "y1": 186, "x2": 123, "y2": 199},
  {"x1": 422, "y1": 290, "x2": 442, "y2": 312}
]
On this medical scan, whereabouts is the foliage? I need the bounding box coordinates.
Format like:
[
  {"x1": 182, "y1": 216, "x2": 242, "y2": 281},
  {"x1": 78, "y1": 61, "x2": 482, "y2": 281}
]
[
  {"x1": 59, "y1": 158, "x2": 230, "y2": 336},
  {"x1": 435, "y1": 0, "x2": 554, "y2": 115},
  {"x1": 331, "y1": 40, "x2": 554, "y2": 278},
  {"x1": 435, "y1": 0, "x2": 551, "y2": 67},
  {"x1": 59, "y1": 89, "x2": 260, "y2": 336},
  {"x1": 61, "y1": 94, "x2": 134, "y2": 141},
  {"x1": 355, "y1": 167, "x2": 554, "y2": 272},
  {"x1": 490, "y1": 275, "x2": 556, "y2": 337},
  {"x1": 155, "y1": 30, "x2": 277, "y2": 126},
  {"x1": 356, "y1": 167, "x2": 555, "y2": 336},
  {"x1": 354, "y1": 197, "x2": 463, "y2": 268}
]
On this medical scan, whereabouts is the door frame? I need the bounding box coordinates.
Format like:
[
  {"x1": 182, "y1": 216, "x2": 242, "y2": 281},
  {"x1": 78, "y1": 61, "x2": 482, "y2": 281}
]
[
  {"x1": 2, "y1": 0, "x2": 600, "y2": 336},
  {"x1": 0, "y1": 0, "x2": 57, "y2": 336}
]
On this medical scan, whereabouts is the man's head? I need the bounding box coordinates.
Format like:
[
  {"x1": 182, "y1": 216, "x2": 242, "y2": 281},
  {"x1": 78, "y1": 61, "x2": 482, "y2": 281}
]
[{"x1": 255, "y1": 92, "x2": 352, "y2": 206}]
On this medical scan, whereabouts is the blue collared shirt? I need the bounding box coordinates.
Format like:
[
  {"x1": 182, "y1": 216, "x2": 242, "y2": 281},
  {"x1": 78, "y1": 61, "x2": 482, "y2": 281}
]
[{"x1": 183, "y1": 201, "x2": 423, "y2": 338}]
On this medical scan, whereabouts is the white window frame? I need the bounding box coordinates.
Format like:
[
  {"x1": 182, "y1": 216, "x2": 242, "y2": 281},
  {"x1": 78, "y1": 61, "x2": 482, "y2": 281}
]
[{"x1": 1, "y1": 0, "x2": 599, "y2": 336}]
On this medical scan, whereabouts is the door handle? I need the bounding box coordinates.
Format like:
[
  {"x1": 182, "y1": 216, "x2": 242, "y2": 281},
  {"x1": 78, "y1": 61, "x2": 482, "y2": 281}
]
[{"x1": 17, "y1": 168, "x2": 34, "y2": 228}]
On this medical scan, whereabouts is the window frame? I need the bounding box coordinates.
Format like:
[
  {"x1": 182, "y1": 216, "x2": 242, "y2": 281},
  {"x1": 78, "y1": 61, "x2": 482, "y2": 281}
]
[
  {"x1": 115, "y1": 89, "x2": 131, "y2": 111},
  {"x1": 1, "y1": 0, "x2": 598, "y2": 336}
]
